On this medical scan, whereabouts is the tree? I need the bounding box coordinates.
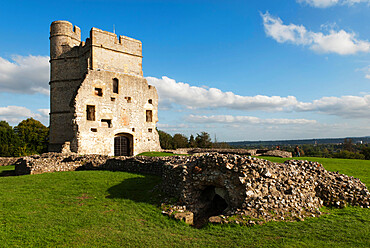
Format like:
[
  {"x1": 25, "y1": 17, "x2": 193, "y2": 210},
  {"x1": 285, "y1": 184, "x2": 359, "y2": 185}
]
[
  {"x1": 195, "y1": 132, "x2": 212, "y2": 148},
  {"x1": 157, "y1": 129, "x2": 173, "y2": 149},
  {"x1": 360, "y1": 147, "x2": 370, "y2": 160},
  {"x1": 172, "y1": 134, "x2": 188, "y2": 148},
  {"x1": 343, "y1": 138, "x2": 353, "y2": 152},
  {"x1": 0, "y1": 121, "x2": 23, "y2": 157},
  {"x1": 14, "y1": 118, "x2": 49, "y2": 155},
  {"x1": 188, "y1": 134, "x2": 196, "y2": 148}
]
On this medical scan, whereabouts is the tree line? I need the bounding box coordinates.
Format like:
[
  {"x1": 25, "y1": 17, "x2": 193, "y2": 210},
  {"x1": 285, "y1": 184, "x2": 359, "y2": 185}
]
[
  {"x1": 0, "y1": 118, "x2": 48, "y2": 157},
  {"x1": 157, "y1": 130, "x2": 231, "y2": 149},
  {"x1": 2, "y1": 118, "x2": 369, "y2": 160},
  {"x1": 237, "y1": 138, "x2": 370, "y2": 160}
]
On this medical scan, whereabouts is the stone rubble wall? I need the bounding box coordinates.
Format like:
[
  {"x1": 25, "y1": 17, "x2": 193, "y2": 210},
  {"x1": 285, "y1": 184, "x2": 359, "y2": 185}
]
[
  {"x1": 163, "y1": 148, "x2": 292, "y2": 158},
  {"x1": 0, "y1": 157, "x2": 20, "y2": 166},
  {"x1": 13, "y1": 153, "x2": 369, "y2": 226}
]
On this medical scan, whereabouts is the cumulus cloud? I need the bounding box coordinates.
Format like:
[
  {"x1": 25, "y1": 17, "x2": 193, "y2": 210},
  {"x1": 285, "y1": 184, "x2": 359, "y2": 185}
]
[
  {"x1": 147, "y1": 76, "x2": 370, "y2": 119},
  {"x1": 297, "y1": 0, "x2": 370, "y2": 8},
  {"x1": 187, "y1": 114, "x2": 317, "y2": 125},
  {"x1": 0, "y1": 106, "x2": 48, "y2": 124},
  {"x1": 0, "y1": 55, "x2": 49, "y2": 95},
  {"x1": 261, "y1": 12, "x2": 370, "y2": 55},
  {"x1": 296, "y1": 95, "x2": 370, "y2": 118},
  {"x1": 147, "y1": 76, "x2": 298, "y2": 111}
]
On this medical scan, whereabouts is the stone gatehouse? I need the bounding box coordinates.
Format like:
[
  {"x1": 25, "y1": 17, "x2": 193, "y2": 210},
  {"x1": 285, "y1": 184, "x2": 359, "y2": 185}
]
[{"x1": 49, "y1": 20, "x2": 161, "y2": 156}]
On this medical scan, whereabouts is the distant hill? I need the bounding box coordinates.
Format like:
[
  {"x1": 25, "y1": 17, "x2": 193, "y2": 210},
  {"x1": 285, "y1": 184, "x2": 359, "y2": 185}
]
[{"x1": 228, "y1": 136, "x2": 370, "y2": 147}]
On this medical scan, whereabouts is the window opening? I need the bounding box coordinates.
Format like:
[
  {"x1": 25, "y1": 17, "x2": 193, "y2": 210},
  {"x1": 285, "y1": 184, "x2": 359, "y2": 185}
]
[
  {"x1": 146, "y1": 110, "x2": 153, "y2": 122},
  {"x1": 91, "y1": 128, "x2": 97, "y2": 132},
  {"x1": 101, "y1": 119, "x2": 112, "y2": 128},
  {"x1": 148, "y1": 128, "x2": 152, "y2": 132},
  {"x1": 111, "y1": 97, "x2": 116, "y2": 102},
  {"x1": 125, "y1": 96, "x2": 132, "y2": 103},
  {"x1": 132, "y1": 128, "x2": 135, "y2": 132},
  {"x1": 95, "y1": 88, "x2": 103, "y2": 96},
  {"x1": 87, "y1": 105, "x2": 95, "y2": 121},
  {"x1": 148, "y1": 99, "x2": 152, "y2": 104},
  {"x1": 113, "y1": 78, "x2": 119, "y2": 94}
]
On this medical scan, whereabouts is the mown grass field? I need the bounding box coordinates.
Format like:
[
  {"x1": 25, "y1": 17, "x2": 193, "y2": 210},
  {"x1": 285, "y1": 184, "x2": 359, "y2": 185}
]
[{"x1": 0, "y1": 156, "x2": 369, "y2": 247}]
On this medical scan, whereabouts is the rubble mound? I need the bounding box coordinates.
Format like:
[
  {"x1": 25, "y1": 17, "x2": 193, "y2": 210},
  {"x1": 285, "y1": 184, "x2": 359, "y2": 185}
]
[{"x1": 163, "y1": 154, "x2": 369, "y2": 226}]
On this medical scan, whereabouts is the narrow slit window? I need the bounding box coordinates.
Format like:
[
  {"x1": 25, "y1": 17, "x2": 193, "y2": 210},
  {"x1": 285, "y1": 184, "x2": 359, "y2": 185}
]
[
  {"x1": 87, "y1": 105, "x2": 95, "y2": 121},
  {"x1": 146, "y1": 110, "x2": 153, "y2": 122},
  {"x1": 113, "y1": 78, "x2": 119, "y2": 94},
  {"x1": 95, "y1": 88, "x2": 103, "y2": 96},
  {"x1": 91, "y1": 128, "x2": 97, "y2": 132},
  {"x1": 101, "y1": 119, "x2": 112, "y2": 128}
]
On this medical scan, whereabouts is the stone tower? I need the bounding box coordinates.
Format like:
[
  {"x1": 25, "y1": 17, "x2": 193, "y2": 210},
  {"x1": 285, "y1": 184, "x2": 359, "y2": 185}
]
[{"x1": 49, "y1": 20, "x2": 161, "y2": 156}]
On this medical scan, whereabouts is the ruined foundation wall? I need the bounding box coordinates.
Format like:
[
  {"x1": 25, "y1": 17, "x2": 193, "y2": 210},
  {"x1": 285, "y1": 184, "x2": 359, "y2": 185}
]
[{"x1": 0, "y1": 157, "x2": 20, "y2": 166}]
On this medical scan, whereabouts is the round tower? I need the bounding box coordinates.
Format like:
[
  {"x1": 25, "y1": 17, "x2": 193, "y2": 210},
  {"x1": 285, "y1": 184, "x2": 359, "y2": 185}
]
[
  {"x1": 49, "y1": 21, "x2": 82, "y2": 153},
  {"x1": 50, "y1": 20, "x2": 81, "y2": 59}
]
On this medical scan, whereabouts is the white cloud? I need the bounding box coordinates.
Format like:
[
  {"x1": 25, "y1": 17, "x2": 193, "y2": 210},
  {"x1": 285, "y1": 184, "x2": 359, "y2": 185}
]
[
  {"x1": 147, "y1": 76, "x2": 299, "y2": 111},
  {"x1": 147, "y1": 76, "x2": 370, "y2": 119},
  {"x1": 296, "y1": 95, "x2": 370, "y2": 118},
  {"x1": 0, "y1": 106, "x2": 48, "y2": 125},
  {"x1": 261, "y1": 12, "x2": 370, "y2": 55},
  {"x1": 187, "y1": 114, "x2": 317, "y2": 125},
  {"x1": 297, "y1": 0, "x2": 370, "y2": 8},
  {"x1": 0, "y1": 55, "x2": 49, "y2": 95}
]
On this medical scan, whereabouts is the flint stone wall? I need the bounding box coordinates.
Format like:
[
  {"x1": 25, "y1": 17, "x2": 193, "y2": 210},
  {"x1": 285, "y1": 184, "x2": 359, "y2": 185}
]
[
  {"x1": 14, "y1": 153, "x2": 369, "y2": 225},
  {"x1": 0, "y1": 157, "x2": 20, "y2": 166},
  {"x1": 164, "y1": 148, "x2": 292, "y2": 158}
]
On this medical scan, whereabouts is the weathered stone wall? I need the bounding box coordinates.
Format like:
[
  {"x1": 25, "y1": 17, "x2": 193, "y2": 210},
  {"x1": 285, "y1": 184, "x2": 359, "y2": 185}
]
[
  {"x1": 49, "y1": 20, "x2": 160, "y2": 155},
  {"x1": 14, "y1": 153, "x2": 369, "y2": 226},
  {"x1": 164, "y1": 148, "x2": 292, "y2": 158},
  {"x1": 0, "y1": 157, "x2": 20, "y2": 166}
]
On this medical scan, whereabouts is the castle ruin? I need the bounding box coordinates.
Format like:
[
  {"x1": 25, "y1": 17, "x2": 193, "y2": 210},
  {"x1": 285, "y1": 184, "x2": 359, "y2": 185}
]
[{"x1": 49, "y1": 20, "x2": 161, "y2": 156}]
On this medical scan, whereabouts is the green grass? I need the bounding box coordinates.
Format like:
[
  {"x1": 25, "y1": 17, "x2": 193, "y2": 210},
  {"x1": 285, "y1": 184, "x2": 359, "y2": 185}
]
[
  {"x1": 0, "y1": 157, "x2": 369, "y2": 247},
  {"x1": 259, "y1": 156, "x2": 370, "y2": 186},
  {"x1": 138, "y1": 151, "x2": 188, "y2": 157}
]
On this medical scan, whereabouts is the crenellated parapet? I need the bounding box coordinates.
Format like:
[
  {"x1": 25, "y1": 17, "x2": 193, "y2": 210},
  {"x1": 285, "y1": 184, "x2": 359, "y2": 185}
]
[{"x1": 90, "y1": 27, "x2": 142, "y2": 57}]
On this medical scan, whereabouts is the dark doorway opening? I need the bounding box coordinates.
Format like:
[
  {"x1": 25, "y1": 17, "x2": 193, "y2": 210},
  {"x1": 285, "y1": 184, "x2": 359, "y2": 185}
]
[
  {"x1": 195, "y1": 186, "x2": 229, "y2": 227},
  {"x1": 114, "y1": 135, "x2": 132, "y2": 156}
]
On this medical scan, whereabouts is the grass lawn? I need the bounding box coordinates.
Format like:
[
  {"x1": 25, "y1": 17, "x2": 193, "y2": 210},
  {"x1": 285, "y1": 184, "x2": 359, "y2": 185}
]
[{"x1": 0, "y1": 157, "x2": 369, "y2": 247}]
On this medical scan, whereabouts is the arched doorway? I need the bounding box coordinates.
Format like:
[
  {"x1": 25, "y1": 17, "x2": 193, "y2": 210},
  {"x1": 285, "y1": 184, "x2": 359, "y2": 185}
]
[{"x1": 114, "y1": 133, "x2": 133, "y2": 156}]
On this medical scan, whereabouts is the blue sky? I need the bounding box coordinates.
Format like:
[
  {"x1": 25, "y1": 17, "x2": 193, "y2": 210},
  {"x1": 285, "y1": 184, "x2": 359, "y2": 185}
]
[{"x1": 0, "y1": 0, "x2": 369, "y2": 141}]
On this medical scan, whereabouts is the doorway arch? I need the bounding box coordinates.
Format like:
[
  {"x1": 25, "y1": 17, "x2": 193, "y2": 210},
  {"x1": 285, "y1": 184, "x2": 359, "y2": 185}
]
[{"x1": 114, "y1": 133, "x2": 133, "y2": 156}]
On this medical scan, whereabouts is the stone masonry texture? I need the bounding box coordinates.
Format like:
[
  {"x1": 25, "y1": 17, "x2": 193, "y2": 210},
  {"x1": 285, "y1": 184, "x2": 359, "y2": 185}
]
[
  {"x1": 14, "y1": 153, "x2": 370, "y2": 226},
  {"x1": 49, "y1": 20, "x2": 160, "y2": 155}
]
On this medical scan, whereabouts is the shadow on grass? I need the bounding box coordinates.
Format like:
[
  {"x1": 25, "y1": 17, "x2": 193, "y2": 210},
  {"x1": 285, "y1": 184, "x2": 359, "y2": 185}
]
[
  {"x1": 106, "y1": 174, "x2": 161, "y2": 204},
  {"x1": 0, "y1": 169, "x2": 15, "y2": 177}
]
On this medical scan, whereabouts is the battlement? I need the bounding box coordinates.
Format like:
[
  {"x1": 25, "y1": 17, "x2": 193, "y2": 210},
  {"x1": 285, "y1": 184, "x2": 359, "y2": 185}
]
[
  {"x1": 90, "y1": 27, "x2": 142, "y2": 57},
  {"x1": 50, "y1": 20, "x2": 81, "y2": 42}
]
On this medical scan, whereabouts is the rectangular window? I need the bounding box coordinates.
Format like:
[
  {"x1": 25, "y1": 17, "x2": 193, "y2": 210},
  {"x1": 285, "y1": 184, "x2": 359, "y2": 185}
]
[
  {"x1": 146, "y1": 110, "x2": 153, "y2": 122},
  {"x1": 148, "y1": 99, "x2": 152, "y2": 104},
  {"x1": 95, "y1": 88, "x2": 103, "y2": 96},
  {"x1": 87, "y1": 105, "x2": 95, "y2": 121},
  {"x1": 101, "y1": 119, "x2": 112, "y2": 128},
  {"x1": 113, "y1": 78, "x2": 119, "y2": 94},
  {"x1": 148, "y1": 128, "x2": 152, "y2": 133}
]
